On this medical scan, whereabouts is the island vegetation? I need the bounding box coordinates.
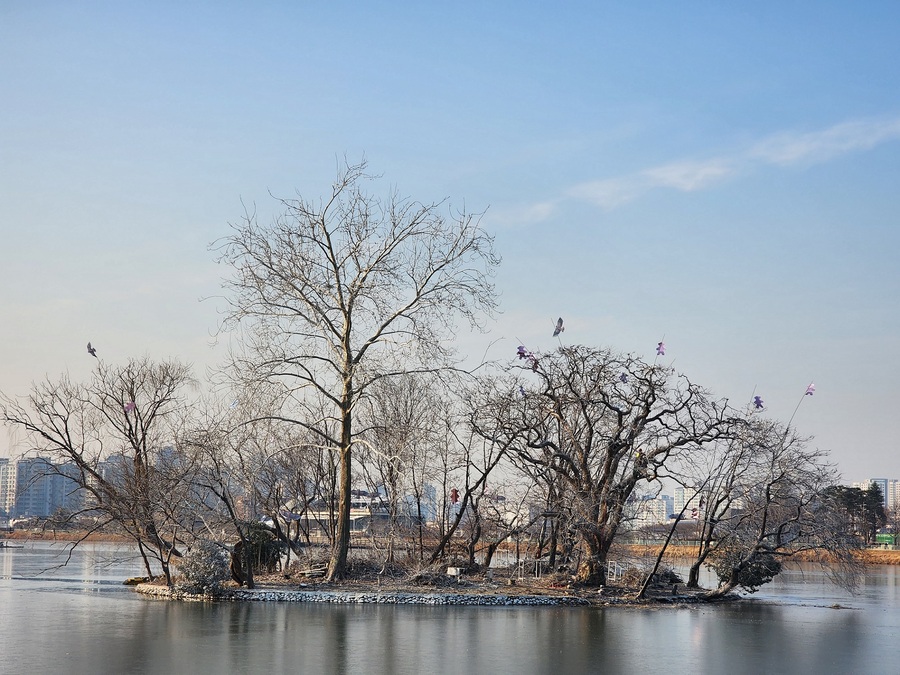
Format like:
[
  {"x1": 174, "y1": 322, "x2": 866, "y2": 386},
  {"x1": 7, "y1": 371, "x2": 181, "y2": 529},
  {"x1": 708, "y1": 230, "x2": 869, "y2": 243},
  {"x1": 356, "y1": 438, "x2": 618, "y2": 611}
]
[{"x1": 1, "y1": 162, "x2": 891, "y2": 602}]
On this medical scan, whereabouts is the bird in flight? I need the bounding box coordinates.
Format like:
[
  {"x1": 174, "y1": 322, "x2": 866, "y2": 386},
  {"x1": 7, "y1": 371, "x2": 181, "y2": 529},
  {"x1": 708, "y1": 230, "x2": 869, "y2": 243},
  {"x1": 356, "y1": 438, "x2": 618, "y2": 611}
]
[
  {"x1": 87, "y1": 342, "x2": 98, "y2": 358},
  {"x1": 553, "y1": 317, "x2": 564, "y2": 337},
  {"x1": 753, "y1": 396, "x2": 764, "y2": 409}
]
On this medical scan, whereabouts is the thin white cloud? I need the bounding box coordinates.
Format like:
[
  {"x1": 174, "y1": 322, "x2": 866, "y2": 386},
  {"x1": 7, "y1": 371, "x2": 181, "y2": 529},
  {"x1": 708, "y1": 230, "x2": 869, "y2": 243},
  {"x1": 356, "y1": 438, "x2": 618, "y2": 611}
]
[
  {"x1": 566, "y1": 157, "x2": 735, "y2": 210},
  {"x1": 562, "y1": 115, "x2": 900, "y2": 212},
  {"x1": 640, "y1": 158, "x2": 735, "y2": 191},
  {"x1": 487, "y1": 199, "x2": 559, "y2": 227},
  {"x1": 750, "y1": 117, "x2": 900, "y2": 166},
  {"x1": 566, "y1": 176, "x2": 645, "y2": 210}
]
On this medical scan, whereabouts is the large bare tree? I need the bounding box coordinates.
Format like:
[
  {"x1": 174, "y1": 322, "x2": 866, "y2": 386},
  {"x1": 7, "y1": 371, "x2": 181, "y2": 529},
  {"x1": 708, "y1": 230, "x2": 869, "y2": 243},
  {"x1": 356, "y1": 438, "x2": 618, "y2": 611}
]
[
  {"x1": 476, "y1": 345, "x2": 737, "y2": 584},
  {"x1": 0, "y1": 357, "x2": 197, "y2": 584},
  {"x1": 215, "y1": 160, "x2": 498, "y2": 579}
]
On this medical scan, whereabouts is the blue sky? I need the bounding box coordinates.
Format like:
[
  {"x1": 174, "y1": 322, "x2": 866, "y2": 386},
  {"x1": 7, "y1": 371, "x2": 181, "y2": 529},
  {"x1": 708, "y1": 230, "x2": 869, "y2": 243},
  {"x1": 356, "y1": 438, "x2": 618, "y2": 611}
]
[{"x1": 2, "y1": 2, "x2": 899, "y2": 481}]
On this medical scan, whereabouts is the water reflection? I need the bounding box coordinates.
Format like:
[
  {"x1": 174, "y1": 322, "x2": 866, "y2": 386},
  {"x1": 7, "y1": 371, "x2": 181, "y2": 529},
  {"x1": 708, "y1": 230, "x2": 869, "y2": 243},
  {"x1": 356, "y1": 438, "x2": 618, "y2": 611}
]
[{"x1": 2, "y1": 546, "x2": 899, "y2": 674}]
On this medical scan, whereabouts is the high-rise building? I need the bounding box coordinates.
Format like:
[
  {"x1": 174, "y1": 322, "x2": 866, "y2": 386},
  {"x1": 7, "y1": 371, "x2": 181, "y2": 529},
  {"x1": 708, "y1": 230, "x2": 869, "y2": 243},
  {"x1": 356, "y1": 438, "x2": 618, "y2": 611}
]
[
  {"x1": 631, "y1": 494, "x2": 674, "y2": 525},
  {"x1": 887, "y1": 480, "x2": 900, "y2": 512},
  {"x1": 10, "y1": 457, "x2": 85, "y2": 518},
  {"x1": 673, "y1": 486, "x2": 686, "y2": 516},
  {"x1": 0, "y1": 458, "x2": 14, "y2": 516},
  {"x1": 14, "y1": 458, "x2": 54, "y2": 518}
]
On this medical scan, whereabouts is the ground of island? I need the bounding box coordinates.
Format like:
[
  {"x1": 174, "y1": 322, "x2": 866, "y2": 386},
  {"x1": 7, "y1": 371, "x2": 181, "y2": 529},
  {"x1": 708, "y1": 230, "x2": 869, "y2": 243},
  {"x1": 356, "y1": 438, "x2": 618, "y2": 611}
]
[
  {"x1": 133, "y1": 570, "x2": 711, "y2": 607},
  {"x1": 132, "y1": 543, "x2": 900, "y2": 608}
]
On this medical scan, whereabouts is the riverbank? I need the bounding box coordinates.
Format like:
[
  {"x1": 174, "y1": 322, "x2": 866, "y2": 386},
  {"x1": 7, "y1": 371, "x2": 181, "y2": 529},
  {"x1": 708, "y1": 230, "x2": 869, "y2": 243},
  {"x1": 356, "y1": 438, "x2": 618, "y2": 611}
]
[
  {"x1": 6, "y1": 533, "x2": 898, "y2": 564},
  {"x1": 624, "y1": 544, "x2": 900, "y2": 565}
]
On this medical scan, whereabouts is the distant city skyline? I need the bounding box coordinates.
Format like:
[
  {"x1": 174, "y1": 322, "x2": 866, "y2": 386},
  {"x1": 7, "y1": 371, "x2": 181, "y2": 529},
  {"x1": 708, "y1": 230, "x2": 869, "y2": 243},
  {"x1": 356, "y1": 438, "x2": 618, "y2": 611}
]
[{"x1": 3, "y1": 4, "x2": 900, "y2": 481}]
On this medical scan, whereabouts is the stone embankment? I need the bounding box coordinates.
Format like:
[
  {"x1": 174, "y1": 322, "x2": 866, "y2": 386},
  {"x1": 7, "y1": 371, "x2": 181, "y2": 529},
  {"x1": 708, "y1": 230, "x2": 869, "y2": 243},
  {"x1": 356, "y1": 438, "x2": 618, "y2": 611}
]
[{"x1": 135, "y1": 584, "x2": 590, "y2": 606}]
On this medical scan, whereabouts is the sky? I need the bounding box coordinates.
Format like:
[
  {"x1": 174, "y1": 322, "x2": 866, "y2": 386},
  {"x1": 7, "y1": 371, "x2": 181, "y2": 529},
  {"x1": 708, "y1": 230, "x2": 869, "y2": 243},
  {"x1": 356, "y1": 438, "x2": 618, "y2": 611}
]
[{"x1": 2, "y1": 2, "x2": 899, "y2": 482}]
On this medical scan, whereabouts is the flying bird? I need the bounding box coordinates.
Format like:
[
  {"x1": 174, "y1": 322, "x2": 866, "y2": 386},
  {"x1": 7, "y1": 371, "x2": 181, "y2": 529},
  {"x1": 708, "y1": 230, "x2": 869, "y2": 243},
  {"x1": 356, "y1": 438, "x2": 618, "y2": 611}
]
[
  {"x1": 753, "y1": 396, "x2": 764, "y2": 410},
  {"x1": 553, "y1": 317, "x2": 565, "y2": 337},
  {"x1": 805, "y1": 383, "x2": 815, "y2": 396},
  {"x1": 87, "y1": 342, "x2": 97, "y2": 358},
  {"x1": 656, "y1": 341, "x2": 666, "y2": 356}
]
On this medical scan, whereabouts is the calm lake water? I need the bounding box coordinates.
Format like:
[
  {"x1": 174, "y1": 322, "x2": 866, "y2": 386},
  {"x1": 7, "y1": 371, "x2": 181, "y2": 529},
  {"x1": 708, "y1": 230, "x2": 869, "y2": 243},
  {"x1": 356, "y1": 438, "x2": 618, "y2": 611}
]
[{"x1": 2, "y1": 542, "x2": 898, "y2": 674}]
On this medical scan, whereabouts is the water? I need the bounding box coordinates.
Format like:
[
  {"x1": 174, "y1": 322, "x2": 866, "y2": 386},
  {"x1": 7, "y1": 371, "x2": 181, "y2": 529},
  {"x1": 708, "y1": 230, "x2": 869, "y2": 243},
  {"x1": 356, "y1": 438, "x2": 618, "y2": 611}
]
[{"x1": 2, "y1": 542, "x2": 898, "y2": 674}]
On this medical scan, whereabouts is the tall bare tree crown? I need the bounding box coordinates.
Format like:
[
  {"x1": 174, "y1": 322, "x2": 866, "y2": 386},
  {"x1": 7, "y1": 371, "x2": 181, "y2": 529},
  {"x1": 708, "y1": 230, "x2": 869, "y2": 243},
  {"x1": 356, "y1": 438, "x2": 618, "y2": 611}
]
[{"x1": 214, "y1": 160, "x2": 499, "y2": 403}]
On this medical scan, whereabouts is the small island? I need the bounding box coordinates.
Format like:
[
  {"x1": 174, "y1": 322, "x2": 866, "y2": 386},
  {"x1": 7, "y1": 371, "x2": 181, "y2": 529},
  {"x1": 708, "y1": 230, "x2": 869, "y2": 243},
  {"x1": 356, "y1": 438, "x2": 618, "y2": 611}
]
[{"x1": 2, "y1": 164, "x2": 895, "y2": 607}]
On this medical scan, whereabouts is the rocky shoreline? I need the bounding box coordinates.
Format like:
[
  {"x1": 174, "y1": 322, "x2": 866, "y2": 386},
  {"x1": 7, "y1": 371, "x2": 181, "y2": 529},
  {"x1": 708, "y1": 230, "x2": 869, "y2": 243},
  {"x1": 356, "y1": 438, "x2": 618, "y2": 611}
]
[
  {"x1": 135, "y1": 583, "x2": 598, "y2": 606},
  {"x1": 133, "y1": 579, "x2": 719, "y2": 607}
]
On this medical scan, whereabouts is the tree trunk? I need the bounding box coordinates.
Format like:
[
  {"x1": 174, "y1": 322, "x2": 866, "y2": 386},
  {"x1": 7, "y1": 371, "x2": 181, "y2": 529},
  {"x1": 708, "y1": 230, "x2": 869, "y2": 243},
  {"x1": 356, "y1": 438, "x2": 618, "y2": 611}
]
[
  {"x1": 702, "y1": 571, "x2": 739, "y2": 599},
  {"x1": 327, "y1": 388, "x2": 354, "y2": 581},
  {"x1": 483, "y1": 541, "x2": 500, "y2": 570},
  {"x1": 428, "y1": 490, "x2": 471, "y2": 564},
  {"x1": 574, "y1": 535, "x2": 607, "y2": 585},
  {"x1": 636, "y1": 514, "x2": 683, "y2": 599},
  {"x1": 416, "y1": 499, "x2": 424, "y2": 563},
  {"x1": 466, "y1": 517, "x2": 482, "y2": 568},
  {"x1": 574, "y1": 524, "x2": 615, "y2": 585},
  {"x1": 243, "y1": 535, "x2": 256, "y2": 589},
  {"x1": 136, "y1": 540, "x2": 154, "y2": 579},
  {"x1": 327, "y1": 445, "x2": 352, "y2": 580},
  {"x1": 548, "y1": 521, "x2": 559, "y2": 569}
]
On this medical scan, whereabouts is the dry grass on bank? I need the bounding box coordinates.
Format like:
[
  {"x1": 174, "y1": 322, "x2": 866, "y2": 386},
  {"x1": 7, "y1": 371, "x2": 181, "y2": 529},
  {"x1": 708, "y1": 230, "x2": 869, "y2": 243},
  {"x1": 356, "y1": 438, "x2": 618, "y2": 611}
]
[
  {"x1": 622, "y1": 544, "x2": 900, "y2": 566},
  {"x1": 5, "y1": 531, "x2": 899, "y2": 566}
]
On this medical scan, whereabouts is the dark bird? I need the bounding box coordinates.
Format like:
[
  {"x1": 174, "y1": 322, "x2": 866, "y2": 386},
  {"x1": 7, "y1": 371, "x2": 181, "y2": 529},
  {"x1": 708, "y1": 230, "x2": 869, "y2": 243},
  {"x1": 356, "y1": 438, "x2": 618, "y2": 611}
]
[
  {"x1": 553, "y1": 317, "x2": 565, "y2": 337},
  {"x1": 87, "y1": 342, "x2": 97, "y2": 358}
]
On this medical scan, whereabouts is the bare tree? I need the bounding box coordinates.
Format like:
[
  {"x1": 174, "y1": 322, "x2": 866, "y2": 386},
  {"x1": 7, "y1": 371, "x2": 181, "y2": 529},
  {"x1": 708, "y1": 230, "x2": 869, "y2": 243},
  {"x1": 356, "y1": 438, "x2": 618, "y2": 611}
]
[
  {"x1": 884, "y1": 504, "x2": 900, "y2": 544},
  {"x1": 357, "y1": 372, "x2": 441, "y2": 565},
  {"x1": 426, "y1": 376, "x2": 522, "y2": 565},
  {"x1": 700, "y1": 419, "x2": 863, "y2": 598},
  {"x1": 464, "y1": 475, "x2": 540, "y2": 571},
  {"x1": 214, "y1": 160, "x2": 499, "y2": 579},
  {"x1": 670, "y1": 423, "x2": 760, "y2": 589},
  {"x1": 476, "y1": 345, "x2": 737, "y2": 584},
  {"x1": 0, "y1": 357, "x2": 197, "y2": 585}
]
